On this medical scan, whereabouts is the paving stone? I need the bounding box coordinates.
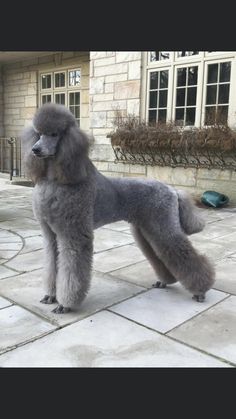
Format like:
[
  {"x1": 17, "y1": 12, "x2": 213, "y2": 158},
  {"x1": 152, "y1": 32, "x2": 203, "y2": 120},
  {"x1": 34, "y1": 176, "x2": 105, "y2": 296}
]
[
  {"x1": 110, "y1": 284, "x2": 228, "y2": 333},
  {"x1": 213, "y1": 258, "x2": 236, "y2": 295},
  {"x1": 0, "y1": 269, "x2": 144, "y2": 327},
  {"x1": 5, "y1": 249, "x2": 44, "y2": 272},
  {"x1": 109, "y1": 260, "x2": 156, "y2": 288},
  {"x1": 193, "y1": 222, "x2": 236, "y2": 240},
  {"x1": 213, "y1": 232, "x2": 236, "y2": 251},
  {"x1": 0, "y1": 242, "x2": 22, "y2": 250},
  {"x1": 94, "y1": 228, "x2": 134, "y2": 253},
  {"x1": 102, "y1": 221, "x2": 131, "y2": 231},
  {"x1": 20, "y1": 235, "x2": 43, "y2": 254},
  {"x1": 0, "y1": 296, "x2": 12, "y2": 309},
  {"x1": 168, "y1": 296, "x2": 236, "y2": 365},
  {"x1": 0, "y1": 305, "x2": 56, "y2": 355},
  {"x1": 93, "y1": 244, "x2": 145, "y2": 273},
  {"x1": 0, "y1": 310, "x2": 228, "y2": 367},
  {"x1": 0, "y1": 265, "x2": 19, "y2": 280},
  {"x1": 0, "y1": 218, "x2": 41, "y2": 238},
  {"x1": 189, "y1": 236, "x2": 233, "y2": 261}
]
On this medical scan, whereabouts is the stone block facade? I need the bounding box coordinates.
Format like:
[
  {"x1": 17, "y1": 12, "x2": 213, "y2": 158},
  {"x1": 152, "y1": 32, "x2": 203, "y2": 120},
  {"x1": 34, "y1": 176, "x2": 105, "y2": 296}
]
[
  {"x1": 1, "y1": 51, "x2": 90, "y2": 138},
  {"x1": 0, "y1": 51, "x2": 236, "y2": 203}
]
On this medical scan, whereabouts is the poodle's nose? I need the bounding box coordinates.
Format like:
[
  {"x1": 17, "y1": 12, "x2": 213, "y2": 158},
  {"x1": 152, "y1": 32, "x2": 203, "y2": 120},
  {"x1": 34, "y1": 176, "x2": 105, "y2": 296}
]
[{"x1": 32, "y1": 146, "x2": 41, "y2": 155}]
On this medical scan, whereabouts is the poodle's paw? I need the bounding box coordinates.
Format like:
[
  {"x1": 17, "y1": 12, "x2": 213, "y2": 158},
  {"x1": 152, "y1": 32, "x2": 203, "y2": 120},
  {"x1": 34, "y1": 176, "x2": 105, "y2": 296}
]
[
  {"x1": 152, "y1": 281, "x2": 167, "y2": 289},
  {"x1": 192, "y1": 294, "x2": 205, "y2": 303},
  {"x1": 40, "y1": 295, "x2": 57, "y2": 304},
  {"x1": 52, "y1": 304, "x2": 71, "y2": 314}
]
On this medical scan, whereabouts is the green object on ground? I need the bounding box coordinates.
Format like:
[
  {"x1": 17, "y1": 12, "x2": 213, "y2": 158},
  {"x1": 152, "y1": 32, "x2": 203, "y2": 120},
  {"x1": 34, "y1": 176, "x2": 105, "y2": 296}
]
[{"x1": 201, "y1": 190, "x2": 229, "y2": 208}]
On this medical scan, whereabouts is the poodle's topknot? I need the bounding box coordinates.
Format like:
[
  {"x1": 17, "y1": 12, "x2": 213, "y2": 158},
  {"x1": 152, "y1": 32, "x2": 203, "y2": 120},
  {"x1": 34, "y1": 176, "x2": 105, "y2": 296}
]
[{"x1": 33, "y1": 103, "x2": 76, "y2": 134}]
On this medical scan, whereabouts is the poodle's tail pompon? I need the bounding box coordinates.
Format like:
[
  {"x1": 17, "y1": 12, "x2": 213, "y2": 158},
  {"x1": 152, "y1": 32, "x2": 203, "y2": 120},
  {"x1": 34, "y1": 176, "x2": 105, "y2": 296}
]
[{"x1": 177, "y1": 190, "x2": 205, "y2": 235}]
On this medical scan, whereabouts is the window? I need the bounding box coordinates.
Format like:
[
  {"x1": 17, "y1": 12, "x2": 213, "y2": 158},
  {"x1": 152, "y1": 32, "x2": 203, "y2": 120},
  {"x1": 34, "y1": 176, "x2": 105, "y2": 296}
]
[
  {"x1": 39, "y1": 68, "x2": 81, "y2": 126},
  {"x1": 148, "y1": 70, "x2": 168, "y2": 123},
  {"x1": 205, "y1": 62, "x2": 231, "y2": 124},
  {"x1": 146, "y1": 51, "x2": 235, "y2": 127},
  {"x1": 175, "y1": 66, "x2": 198, "y2": 126}
]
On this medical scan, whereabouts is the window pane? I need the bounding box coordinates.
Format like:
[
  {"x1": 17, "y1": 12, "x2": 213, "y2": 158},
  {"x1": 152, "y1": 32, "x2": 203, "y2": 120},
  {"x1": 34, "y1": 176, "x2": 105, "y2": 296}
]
[
  {"x1": 55, "y1": 72, "x2": 65, "y2": 88},
  {"x1": 158, "y1": 109, "x2": 167, "y2": 122},
  {"x1": 205, "y1": 107, "x2": 216, "y2": 125},
  {"x1": 216, "y1": 106, "x2": 228, "y2": 124},
  {"x1": 42, "y1": 94, "x2": 51, "y2": 104},
  {"x1": 176, "y1": 88, "x2": 185, "y2": 106},
  {"x1": 160, "y1": 70, "x2": 168, "y2": 88},
  {"x1": 75, "y1": 92, "x2": 80, "y2": 105},
  {"x1": 220, "y1": 62, "x2": 231, "y2": 82},
  {"x1": 159, "y1": 90, "x2": 167, "y2": 108},
  {"x1": 177, "y1": 51, "x2": 199, "y2": 57},
  {"x1": 188, "y1": 67, "x2": 198, "y2": 85},
  {"x1": 207, "y1": 64, "x2": 218, "y2": 83},
  {"x1": 150, "y1": 51, "x2": 170, "y2": 61},
  {"x1": 175, "y1": 108, "x2": 184, "y2": 125},
  {"x1": 148, "y1": 110, "x2": 157, "y2": 123},
  {"x1": 68, "y1": 69, "x2": 81, "y2": 86},
  {"x1": 206, "y1": 85, "x2": 217, "y2": 105},
  {"x1": 186, "y1": 108, "x2": 196, "y2": 125},
  {"x1": 69, "y1": 92, "x2": 74, "y2": 105},
  {"x1": 41, "y1": 74, "x2": 51, "y2": 89},
  {"x1": 177, "y1": 68, "x2": 186, "y2": 86},
  {"x1": 75, "y1": 107, "x2": 80, "y2": 119},
  {"x1": 55, "y1": 93, "x2": 65, "y2": 105},
  {"x1": 187, "y1": 87, "x2": 197, "y2": 106},
  {"x1": 150, "y1": 72, "x2": 158, "y2": 89},
  {"x1": 149, "y1": 91, "x2": 158, "y2": 108},
  {"x1": 218, "y1": 84, "x2": 230, "y2": 104}
]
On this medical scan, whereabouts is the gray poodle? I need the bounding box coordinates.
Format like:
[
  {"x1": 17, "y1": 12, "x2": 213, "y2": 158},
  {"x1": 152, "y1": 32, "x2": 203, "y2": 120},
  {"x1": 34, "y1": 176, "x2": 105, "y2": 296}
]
[{"x1": 21, "y1": 103, "x2": 215, "y2": 314}]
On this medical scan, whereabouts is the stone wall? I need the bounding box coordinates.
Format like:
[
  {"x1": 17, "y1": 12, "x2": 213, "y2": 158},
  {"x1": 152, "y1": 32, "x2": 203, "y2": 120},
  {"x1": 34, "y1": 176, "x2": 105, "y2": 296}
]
[
  {"x1": 2, "y1": 51, "x2": 90, "y2": 138},
  {"x1": 89, "y1": 51, "x2": 145, "y2": 177}
]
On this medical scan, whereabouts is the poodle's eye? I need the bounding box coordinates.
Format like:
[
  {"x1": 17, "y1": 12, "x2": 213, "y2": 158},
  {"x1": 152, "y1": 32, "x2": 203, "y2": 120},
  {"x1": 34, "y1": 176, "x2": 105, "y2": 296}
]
[{"x1": 51, "y1": 132, "x2": 57, "y2": 137}]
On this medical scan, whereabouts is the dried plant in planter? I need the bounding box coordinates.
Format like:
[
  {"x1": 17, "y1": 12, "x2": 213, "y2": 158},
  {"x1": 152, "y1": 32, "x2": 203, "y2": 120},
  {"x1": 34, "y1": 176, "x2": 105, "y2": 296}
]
[{"x1": 108, "y1": 111, "x2": 236, "y2": 170}]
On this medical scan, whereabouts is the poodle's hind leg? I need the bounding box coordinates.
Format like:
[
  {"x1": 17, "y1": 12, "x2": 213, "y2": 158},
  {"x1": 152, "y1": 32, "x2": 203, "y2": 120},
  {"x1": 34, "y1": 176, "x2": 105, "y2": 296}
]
[
  {"x1": 140, "y1": 224, "x2": 215, "y2": 302},
  {"x1": 53, "y1": 231, "x2": 93, "y2": 313},
  {"x1": 40, "y1": 222, "x2": 58, "y2": 305},
  {"x1": 130, "y1": 225, "x2": 177, "y2": 288}
]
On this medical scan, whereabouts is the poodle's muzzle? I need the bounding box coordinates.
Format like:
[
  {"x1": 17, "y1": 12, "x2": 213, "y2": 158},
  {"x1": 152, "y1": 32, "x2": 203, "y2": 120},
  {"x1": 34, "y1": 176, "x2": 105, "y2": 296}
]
[{"x1": 32, "y1": 133, "x2": 60, "y2": 158}]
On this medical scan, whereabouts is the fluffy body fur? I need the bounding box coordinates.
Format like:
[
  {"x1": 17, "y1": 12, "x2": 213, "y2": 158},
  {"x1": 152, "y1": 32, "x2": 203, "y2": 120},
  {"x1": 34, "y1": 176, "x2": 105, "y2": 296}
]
[{"x1": 21, "y1": 103, "x2": 215, "y2": 313}]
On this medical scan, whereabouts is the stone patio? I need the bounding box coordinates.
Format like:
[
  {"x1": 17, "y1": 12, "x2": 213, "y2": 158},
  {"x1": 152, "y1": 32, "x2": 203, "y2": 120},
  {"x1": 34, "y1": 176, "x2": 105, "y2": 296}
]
[{"x1": 0, "y1": 177, "x2": 236, "y2": 367}]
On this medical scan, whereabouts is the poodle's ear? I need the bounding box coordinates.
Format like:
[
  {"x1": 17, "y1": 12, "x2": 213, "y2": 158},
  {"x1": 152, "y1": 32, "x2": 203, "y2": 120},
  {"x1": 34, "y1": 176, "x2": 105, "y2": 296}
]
[
  {"x1": 20, "y1": 125, "x2": 46, "y2": 183},
  {"x1": 55, "y1": 125, "x2": 91, "y2": 184}
]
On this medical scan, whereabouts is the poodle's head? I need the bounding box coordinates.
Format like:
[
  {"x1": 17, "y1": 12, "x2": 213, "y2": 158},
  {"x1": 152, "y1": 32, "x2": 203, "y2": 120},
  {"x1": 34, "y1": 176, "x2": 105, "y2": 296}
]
[
  {"x1": 31, "y1": 103, "x2": 78, "y2": 158},
  {"x1": 21, "y1": 103, "x2": 91, "y2": 184}
]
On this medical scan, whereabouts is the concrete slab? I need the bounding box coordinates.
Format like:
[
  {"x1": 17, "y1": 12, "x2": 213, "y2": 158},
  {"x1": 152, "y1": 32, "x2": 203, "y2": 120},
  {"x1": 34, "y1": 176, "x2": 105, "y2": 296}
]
[
  {"x1": 5, "y1": 249, "x2": 44, "y2": 272},
  {"x1": 110, "y1": 284, "x2": 228, "y2": 333},
  {"x1": 0, "y1": 296, "x2": 12, "y2": 309},
  {"x1": 102, "y1": 221, "x2": 131, "y2": 231},
  {"x1": 168, "y1": 296, "x2": 236, "y2": 365},
  {"x1": 213, "y1": 258, "x2": 236, "y2": 295},
  {"x1": 109, "y1": 260, "x2": 156, "y2": 288},
  {"x1": 0, "y1": 310, "x2": 228, "y2": 367},
  {"x1": 94, "y1": 228, "x2": 134, "y2": 253},
  {"x1": 0, "y1": 218, "x2": 41, "y2": 238},
  {"x1": 189, "y1": 236, "x2": 233, "y2": 261},
  {"x1": 0, "y1": 265, "x2": 19, "y2": 280},
  {"x1": 20, "y1": 235, "x2": 43, "y2": 254},
  {"x1": 93, "y1": 244, "x2": 146, "y2": 273},
  {"x1": 0, "y1": 269, "x2": 144, "y2": 327},
  {"x1": 0, "y1": 305, "x2": 56, "y2": 355}
]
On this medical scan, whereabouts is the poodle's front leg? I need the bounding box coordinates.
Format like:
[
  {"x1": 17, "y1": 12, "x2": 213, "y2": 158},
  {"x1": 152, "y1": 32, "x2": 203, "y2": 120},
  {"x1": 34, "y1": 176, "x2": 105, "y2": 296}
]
[
  {"x1": 53, "y1": 233, "x2": 93, "y2": 313},
  {"x1": 40, "y1": 222, "x2": 58, "y2": 304}
]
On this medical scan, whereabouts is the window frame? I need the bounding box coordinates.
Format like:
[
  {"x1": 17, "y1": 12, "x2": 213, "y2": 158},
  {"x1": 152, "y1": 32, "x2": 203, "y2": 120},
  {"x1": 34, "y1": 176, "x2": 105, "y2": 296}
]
[
  {"x1": 38, "y1": 66, "x2": 81, "y2": 125},
  {"x1": 144, "y1": 51, "x2": 236, "y2": 128}
]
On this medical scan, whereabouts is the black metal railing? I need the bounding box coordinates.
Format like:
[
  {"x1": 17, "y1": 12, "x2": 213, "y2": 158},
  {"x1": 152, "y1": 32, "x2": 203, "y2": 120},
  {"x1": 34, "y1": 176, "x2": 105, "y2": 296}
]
[
  {"x1": 112, "y1": 144, "x2": 236, "y2": 170},
  {"x1": 0, "y1": 137, "x2": 22, "y2": 180}
]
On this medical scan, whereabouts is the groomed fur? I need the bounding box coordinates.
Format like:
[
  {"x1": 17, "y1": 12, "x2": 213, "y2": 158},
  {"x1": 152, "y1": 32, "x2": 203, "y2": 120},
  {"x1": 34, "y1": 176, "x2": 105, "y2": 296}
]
[{"x1": 21, "y1": 103, "x2": 215, "y2": 312}]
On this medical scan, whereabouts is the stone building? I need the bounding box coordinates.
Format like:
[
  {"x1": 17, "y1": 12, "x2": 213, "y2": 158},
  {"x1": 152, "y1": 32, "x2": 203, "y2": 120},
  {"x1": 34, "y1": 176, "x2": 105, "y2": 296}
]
[{"x1": 0, "y1": 51, "x2": 236, "y2": 202}]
